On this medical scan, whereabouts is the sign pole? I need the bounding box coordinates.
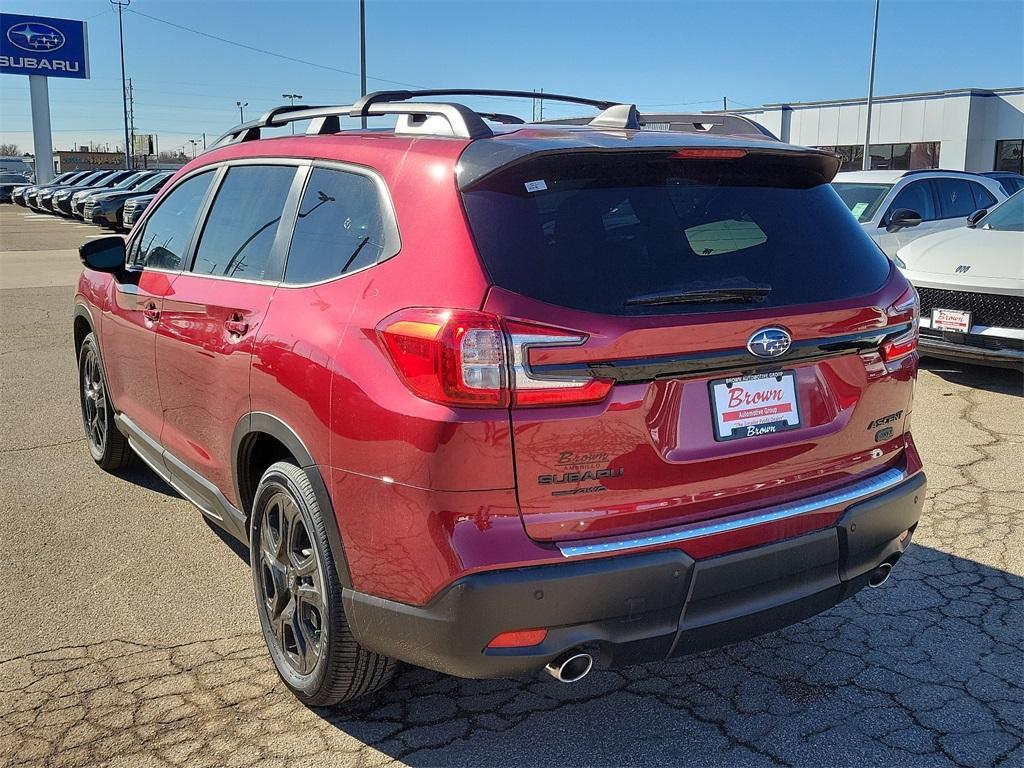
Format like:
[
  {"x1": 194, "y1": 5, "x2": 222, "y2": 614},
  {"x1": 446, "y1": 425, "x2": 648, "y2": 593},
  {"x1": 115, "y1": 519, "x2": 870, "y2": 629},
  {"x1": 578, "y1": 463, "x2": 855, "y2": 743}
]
[{"x1": 28, "y1": 75, "x2": 53, "y2": 183}]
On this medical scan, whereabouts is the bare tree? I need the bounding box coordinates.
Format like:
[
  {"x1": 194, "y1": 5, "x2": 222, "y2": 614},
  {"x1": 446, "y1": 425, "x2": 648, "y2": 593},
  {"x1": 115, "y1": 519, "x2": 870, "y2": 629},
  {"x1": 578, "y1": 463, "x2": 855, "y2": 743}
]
[{"x1": 0, "y1": 143, "x2": 22, "y2": 156}]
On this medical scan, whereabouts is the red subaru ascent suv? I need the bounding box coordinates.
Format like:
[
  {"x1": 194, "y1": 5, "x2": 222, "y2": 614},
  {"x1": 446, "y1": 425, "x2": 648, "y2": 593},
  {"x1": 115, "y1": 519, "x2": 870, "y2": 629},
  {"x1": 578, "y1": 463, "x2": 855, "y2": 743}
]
[{"x1": 74, "y1": 90, "x2": 926, "y2": 706}]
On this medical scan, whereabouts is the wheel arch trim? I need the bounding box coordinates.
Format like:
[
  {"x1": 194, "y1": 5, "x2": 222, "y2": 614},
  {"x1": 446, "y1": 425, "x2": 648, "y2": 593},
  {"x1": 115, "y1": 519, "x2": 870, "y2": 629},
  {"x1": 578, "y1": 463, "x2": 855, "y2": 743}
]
[{"x1": 232, "y1": 412, "x2": 353, "y2": 588}]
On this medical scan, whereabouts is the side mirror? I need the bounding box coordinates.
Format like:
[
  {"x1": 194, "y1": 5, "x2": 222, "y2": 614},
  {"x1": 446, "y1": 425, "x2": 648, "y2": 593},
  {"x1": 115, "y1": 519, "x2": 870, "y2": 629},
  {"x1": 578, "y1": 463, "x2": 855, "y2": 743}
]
[
  {"x1": 79, "y1": 235, "x2": 126, "y2": 272},
  {"x1": 965, "y1": 208, "x2": 988, "y2": 228},
  {"x1": 886, "y1": 208, "x2": 922, "y2": 232}
]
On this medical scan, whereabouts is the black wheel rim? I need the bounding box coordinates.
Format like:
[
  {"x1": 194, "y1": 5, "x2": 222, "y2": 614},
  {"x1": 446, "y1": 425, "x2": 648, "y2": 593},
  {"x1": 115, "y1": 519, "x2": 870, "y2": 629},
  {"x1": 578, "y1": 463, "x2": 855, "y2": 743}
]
[
  {"x1": 257, "y1": 492, "x2": 325, "y2": 675},
  {"x1": 81, "y1": 348, "x2": 107, "y2": 454}
]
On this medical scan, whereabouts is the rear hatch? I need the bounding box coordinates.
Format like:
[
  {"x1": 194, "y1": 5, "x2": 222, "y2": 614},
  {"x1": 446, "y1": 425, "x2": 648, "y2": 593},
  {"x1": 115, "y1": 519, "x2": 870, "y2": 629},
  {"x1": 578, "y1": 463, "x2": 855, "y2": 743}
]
[{"x1": 462, "y1": 143, "x2": 918, "y2": 543}]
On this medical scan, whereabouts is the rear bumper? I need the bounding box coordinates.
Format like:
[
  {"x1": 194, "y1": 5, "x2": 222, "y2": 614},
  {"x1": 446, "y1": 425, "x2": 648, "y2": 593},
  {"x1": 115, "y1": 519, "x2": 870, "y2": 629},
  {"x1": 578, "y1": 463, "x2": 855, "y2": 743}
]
[{"x1": 344, "y1": 471, "x2": 926, "y2": 679}]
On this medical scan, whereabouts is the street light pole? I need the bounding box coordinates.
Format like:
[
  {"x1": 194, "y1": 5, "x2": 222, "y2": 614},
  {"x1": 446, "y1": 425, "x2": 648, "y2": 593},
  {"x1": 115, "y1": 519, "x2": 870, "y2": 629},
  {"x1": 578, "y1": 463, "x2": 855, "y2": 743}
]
[
  {"x1": 111, "y1": 0, "x2": 132, "y2": 170},
  {"x1": 236, "y1": 101, "x2": 248, "y2": 123},
  {"x1": 282, "y1": 93, "x2": 303, "y2": 134},
  {"x1": 359, "y1": 0, "x2": 367, "y2": 128},
  {"x1": 189, "y1": 139, "x2": 198, "y2": 159},
  {"x1": 862, "y1": 0, "x2": 880, "y2": 170}
]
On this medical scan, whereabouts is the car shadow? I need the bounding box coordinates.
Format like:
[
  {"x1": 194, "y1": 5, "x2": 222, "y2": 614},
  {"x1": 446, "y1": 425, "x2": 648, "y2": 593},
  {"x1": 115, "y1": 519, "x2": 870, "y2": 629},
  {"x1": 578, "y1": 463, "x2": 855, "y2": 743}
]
[
  {"x1": 114, "y1": 461, "x2": 179, "y2": 498},
  {"x1": 921, "y1": 356, "x2": 1023, "y2": 396},
  {"x1": 310, "y1": 542, "x2": 1022, "y2": 767},
  {"x1": 115, "y1": 461, "x2": 251, "y2": 561}
]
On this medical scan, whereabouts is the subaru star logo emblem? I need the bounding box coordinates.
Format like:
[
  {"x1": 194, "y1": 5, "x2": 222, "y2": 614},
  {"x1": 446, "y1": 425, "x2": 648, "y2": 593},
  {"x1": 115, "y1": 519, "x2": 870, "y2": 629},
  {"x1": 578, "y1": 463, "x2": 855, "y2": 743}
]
[
  {"x1": 7, "y1": 22, "x2": 65, "y2": 52},
  {"x1": 747, "y1": 327, "x2": 792, "y2": 358}
]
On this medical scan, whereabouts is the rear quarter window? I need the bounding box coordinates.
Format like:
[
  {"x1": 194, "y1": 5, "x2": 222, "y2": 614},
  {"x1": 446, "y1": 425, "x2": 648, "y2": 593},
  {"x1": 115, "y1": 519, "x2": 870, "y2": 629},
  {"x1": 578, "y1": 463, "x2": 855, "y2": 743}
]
[
  {"x1": 282, "y1": 166, "x2": 398, "y2": 285},
  {"x1": 461, "y1": 151, "x2": 891, "y2": 316}
]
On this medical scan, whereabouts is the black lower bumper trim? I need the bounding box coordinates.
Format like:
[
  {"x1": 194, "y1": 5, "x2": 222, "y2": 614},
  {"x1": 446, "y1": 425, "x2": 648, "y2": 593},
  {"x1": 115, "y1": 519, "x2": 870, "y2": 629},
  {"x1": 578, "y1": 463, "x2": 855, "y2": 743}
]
[{"x1": 344, "y1": 472, "x2": 926, "y2": 679}]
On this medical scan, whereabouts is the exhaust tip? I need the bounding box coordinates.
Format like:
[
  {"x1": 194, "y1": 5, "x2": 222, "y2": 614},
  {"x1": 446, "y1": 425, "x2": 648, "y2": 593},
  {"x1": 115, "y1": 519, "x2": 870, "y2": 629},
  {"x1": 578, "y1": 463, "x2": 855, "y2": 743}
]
[
  {"x1": 544, "y1": 651, "x2": 594, "y2": 683},
  {"x1": 868, "y1": 561, "x2": 893, "y2": 588}
]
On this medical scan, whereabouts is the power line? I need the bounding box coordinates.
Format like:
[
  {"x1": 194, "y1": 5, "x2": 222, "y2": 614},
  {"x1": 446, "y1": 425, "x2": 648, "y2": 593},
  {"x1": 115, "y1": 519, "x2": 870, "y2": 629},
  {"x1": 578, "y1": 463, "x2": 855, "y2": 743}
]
[{"x1": 126, "y1": 8, "x2": 426, "y2": 89}]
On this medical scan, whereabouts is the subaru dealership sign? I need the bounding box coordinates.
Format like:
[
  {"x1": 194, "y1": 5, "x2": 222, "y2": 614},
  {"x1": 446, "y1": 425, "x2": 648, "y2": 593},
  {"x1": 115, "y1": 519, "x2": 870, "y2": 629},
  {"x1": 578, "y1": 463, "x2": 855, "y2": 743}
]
[{"x1": 0, "y1": 13, "x2": 89, "y2": 79}]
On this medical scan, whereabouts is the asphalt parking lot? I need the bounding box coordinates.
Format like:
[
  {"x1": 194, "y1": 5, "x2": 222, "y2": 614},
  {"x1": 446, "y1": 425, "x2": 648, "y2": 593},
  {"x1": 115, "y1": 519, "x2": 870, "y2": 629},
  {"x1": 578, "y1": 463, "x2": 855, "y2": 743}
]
[{"x1": 0, "y1": 205, "x2": 1021, "y2": 768}]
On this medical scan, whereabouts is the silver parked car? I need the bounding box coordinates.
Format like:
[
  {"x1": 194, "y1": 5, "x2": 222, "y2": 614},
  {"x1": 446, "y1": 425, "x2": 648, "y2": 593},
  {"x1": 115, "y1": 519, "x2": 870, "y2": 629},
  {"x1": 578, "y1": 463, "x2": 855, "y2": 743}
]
[{"x1": 832, "y1": 170, "x2": 1008, "y2": 259}]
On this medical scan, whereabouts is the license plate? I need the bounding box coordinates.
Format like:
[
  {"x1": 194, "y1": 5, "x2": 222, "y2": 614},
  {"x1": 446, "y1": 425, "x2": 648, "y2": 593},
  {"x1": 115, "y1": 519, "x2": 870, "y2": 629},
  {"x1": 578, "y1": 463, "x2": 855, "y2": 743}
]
[
  {"x1": 933, "y1": 309, "x2": 970, "y2": 331},
  {"x1": 931, "y1": 308, "x2": 971, "y2": 333},
  {"x1": 710, "y1": 371, "x2": 801, "y2": 441}
]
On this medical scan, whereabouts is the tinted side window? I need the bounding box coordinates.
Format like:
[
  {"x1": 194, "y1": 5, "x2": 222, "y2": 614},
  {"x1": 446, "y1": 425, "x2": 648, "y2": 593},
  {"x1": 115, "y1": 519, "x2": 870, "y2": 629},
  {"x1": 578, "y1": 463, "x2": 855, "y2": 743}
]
[
  {"x1": 934, "y1": 179, "x2": 977, "y2": 218},
  {"x1": 133, "y1": 171, "x2": 214, "y2": 270},
  {"x1": 284, "y1": 168, "x2": 395, "y2": 284},
  {"x1": 969, "y1": 182, "x2": 997, "y2": 210},
  {"x1": 887, "y1": 180, "x2": 936, "y2": 221},
  {"x1": 191, "y1": 165, "x2": 296, "y2": 280}
]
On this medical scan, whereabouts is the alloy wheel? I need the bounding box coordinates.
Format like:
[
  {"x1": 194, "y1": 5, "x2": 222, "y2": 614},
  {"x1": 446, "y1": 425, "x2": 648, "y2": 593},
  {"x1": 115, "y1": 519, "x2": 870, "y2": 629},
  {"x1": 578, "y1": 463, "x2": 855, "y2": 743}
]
[
  {"x1": 257, "y1": 492, "x2": 326, "y2": 675},
  {"x1": 81, "y1": 348, "x2": 107, "y2": 454}
]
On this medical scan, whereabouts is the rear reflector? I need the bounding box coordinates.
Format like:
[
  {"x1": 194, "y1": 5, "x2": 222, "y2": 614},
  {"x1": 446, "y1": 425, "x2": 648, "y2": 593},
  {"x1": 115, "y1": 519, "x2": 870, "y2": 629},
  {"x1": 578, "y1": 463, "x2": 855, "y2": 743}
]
[{"x1": 487, "y1": 628, "x2": 548, "y2": 648}]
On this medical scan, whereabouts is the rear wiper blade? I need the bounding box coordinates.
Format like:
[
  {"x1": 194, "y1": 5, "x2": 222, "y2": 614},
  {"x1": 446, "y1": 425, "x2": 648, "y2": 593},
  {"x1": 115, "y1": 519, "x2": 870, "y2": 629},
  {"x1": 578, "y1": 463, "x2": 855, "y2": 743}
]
[{"x1": 625, "y1": 286, "x2": 771, "y2": 307}]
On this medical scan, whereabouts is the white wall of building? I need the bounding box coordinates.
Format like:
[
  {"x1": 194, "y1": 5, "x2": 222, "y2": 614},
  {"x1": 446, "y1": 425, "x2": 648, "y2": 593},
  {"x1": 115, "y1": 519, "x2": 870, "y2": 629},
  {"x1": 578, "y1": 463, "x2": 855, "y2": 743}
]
[{"x1": 729, "y1": 88, "x2": 1024, "y2": 171}]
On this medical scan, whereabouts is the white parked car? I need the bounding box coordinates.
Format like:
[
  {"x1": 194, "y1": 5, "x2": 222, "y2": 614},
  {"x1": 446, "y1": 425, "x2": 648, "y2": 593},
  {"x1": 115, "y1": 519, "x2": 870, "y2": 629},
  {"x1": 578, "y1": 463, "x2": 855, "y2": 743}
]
[
  {"x1": 832, "y1": 170, "x2": 1008, "y2": 259},
  {"x1": 895, "y1": 190, "x2": 1023, "y2": 368}
]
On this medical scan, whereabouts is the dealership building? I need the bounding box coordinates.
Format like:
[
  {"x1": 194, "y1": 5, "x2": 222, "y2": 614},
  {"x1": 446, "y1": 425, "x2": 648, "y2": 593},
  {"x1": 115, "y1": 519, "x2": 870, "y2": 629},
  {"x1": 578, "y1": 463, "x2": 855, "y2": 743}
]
[{"x1": 719, "y1": 86, "x2": 1023, "y2": 173}]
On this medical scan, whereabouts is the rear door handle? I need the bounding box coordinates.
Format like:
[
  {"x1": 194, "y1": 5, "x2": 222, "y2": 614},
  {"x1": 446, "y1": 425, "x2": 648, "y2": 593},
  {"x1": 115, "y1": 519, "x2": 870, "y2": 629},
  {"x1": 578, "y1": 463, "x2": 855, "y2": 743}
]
[
  {"x1": 225, "y1": 315, "x2": 249, "y2": 336},
  {"x1": 142, "y1": 301, "x2": 160, "y2": 322}
]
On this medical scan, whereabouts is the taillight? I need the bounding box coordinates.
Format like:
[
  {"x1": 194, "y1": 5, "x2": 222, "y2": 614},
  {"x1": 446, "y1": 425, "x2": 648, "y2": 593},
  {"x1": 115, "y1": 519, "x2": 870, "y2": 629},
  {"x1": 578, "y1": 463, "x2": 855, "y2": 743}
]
[
  {"x1": 880, "y1": 286, "x2": 920, "y2": 363},
  {"x1": 376, "y1": 310, "x2": 612, "y2": 409},
  {"x1": 376, "y1": 309, "x2": 508, "y2": 407},
  {"x1": 505, "y1": 320, "x2": 613, "y2": 407}
]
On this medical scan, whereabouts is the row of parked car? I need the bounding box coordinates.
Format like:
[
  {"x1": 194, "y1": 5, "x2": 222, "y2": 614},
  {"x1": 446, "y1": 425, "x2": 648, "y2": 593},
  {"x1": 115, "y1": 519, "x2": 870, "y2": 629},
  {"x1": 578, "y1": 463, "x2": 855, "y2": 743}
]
[
  {"x1": 829, "y1": 168, "x2": 1023, "y2": 368},
  {"x1": 3, "y1": 167, "x2": 173, "y2": 230}
]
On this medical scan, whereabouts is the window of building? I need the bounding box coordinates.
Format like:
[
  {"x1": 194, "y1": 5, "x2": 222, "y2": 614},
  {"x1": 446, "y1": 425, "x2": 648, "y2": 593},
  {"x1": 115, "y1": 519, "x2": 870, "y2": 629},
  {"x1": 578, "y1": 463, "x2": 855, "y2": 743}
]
[
  {"x1": 818, "y1": 142, "x2": 940, "y2": 171},
  {"x1": 191, "y1": 165, "x2": 297, "y2": 281},
  {"x1": 994, "y1": 140, "x2": 1023, "y2": 174},
  {"x1": 283, "y1": 167, "x2": 396, "y2": 284},
  {"x1": 131, "y1": 171, "x2": 215, "y2": 271}
]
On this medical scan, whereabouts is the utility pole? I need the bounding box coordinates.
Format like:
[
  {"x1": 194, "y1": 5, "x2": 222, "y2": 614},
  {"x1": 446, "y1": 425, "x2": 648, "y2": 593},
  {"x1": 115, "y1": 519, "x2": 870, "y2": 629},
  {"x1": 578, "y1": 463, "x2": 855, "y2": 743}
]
[
  {"x1": 282, "y1": 93, "x2": 303, "y2": 133},
  {"x1": 538, "y1": 87, "x2": 544, "y2": 121},
  {"x1": 862, "y1": 0, "x2": 880, "y2": 170},
  {"x1": 111, "y1": 0, "x2": 132, "y2": 170},
  {"x1": 359, "y1": 0, "x2": 367, "y2": 128},
  {"x1": 202, "y1": 133, "x2": 206, "y2": 150},
  {"x1": 723, "y1": 96, "x2": 728, "y2": 111},
  {"x1": 236, "y1": 101, "x2": 248, "y2": 123},
  {"x1": 127, "y1": 77, "x2": 136, "y2": 167}
]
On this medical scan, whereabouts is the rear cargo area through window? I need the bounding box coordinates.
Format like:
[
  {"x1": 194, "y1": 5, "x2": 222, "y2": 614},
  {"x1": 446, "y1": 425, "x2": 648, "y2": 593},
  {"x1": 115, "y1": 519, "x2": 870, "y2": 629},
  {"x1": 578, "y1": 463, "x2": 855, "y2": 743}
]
[{"x1": 460, "y1": 150, "x2": 891, "y2": 315}]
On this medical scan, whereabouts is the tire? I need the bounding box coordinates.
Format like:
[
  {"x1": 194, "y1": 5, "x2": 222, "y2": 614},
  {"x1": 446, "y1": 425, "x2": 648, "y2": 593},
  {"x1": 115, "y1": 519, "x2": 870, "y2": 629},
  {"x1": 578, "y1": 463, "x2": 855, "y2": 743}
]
[
  {"x1": 78, "y1": 332, "x2": 132, "y2": 471},
  {"x1": 250, "y1": 461, "x2": 396, "y2": 706}
]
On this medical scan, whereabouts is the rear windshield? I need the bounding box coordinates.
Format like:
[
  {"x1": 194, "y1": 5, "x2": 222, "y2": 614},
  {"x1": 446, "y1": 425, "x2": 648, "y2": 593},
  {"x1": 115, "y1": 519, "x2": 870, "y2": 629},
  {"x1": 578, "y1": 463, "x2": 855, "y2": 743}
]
[
  {"x1": 461, "y1": 151, "x2": 891, "y2": 316},
  {"x1": 832, "y1": 182, "x2": 893, "y2": 222}
]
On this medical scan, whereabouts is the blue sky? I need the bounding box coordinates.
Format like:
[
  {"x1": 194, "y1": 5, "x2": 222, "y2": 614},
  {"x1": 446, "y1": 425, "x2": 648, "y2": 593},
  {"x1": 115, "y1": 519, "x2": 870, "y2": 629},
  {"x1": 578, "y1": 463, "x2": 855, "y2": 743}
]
[{"x1": 1, "y1": 0, "x2": 1021, "y2": 155}]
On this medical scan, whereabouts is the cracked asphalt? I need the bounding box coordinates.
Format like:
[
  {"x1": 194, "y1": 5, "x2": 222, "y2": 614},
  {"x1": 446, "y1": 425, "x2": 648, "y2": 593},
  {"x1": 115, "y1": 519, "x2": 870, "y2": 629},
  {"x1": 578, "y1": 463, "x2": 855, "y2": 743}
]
[{"x1": 1, "y1": 206, "x2": 1022, "y2": 768}]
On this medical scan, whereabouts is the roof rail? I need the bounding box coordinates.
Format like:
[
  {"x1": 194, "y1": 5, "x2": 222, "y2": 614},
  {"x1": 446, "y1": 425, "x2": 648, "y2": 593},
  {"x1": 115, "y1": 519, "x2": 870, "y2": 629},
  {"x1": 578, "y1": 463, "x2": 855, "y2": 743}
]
[
  {"x1": 208, "y1": 89, "x2": 723, "y2": 149},
  {"x1": 349, "y1": 88, "x2": 618, "y2": 114}
]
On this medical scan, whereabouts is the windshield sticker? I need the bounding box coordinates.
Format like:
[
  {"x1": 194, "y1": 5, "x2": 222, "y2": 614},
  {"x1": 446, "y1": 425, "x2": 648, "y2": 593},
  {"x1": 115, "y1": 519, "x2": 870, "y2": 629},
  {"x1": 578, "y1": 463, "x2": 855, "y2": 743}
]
[
  {"x1": 851, "y1": 202, "x2": 869, "y2": 218},
  {"x1": 524, "y1": 179, "x2": 547, "y2": 193}
]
